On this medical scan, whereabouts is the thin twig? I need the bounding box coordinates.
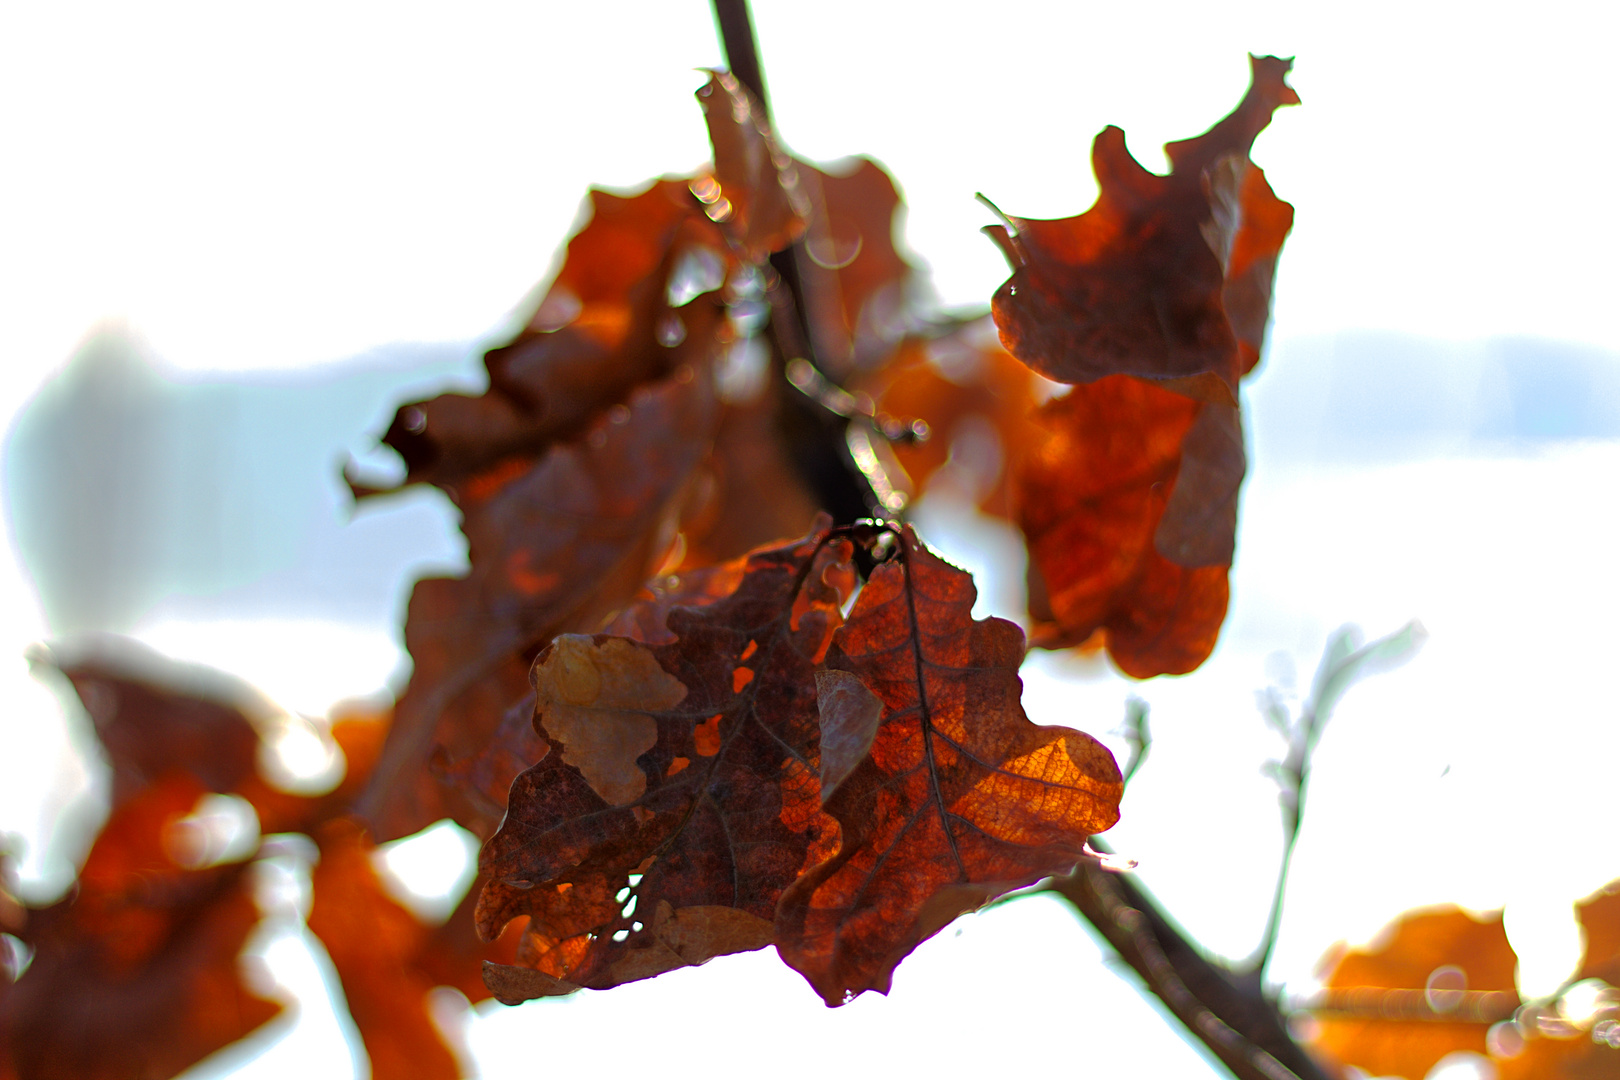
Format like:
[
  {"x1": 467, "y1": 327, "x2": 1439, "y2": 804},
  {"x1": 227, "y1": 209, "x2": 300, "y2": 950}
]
[{"x1": 1247, "y1": 622, "x2": 1425, "y2": 980}]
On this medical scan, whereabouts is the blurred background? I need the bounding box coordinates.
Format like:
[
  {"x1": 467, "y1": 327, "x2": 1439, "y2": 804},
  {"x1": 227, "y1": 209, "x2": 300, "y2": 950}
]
[{"x1": 2, "y1": 1, "x2": 1618, "y2": 1077}]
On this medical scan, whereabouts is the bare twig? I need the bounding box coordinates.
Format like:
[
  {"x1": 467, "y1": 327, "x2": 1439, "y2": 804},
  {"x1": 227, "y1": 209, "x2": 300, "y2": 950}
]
[
  {"x1": 1118, "y1": 695, "x2": 1152, "y2": 788},
  {"x1": 1246, "y1": 622, "x2": 1425, "y2": 980}
]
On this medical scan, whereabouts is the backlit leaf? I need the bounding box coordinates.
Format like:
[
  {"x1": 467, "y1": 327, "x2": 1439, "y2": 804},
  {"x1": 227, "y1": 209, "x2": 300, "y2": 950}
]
[
  {"x1": 776, "y1": 527, "x2": 1122, "y2": 1005},
  {"x1": 306, "y1": 819, "x2": 462, "y2": 1080},
  {"x1": 0, "y1": 776, "x2": 280, "y2": 1080},
  {"x1": 696, "y1": 70, "x2": 808, "y2": 263},
  {"x1": 367, "y1": 364, "x2": 722, "y2": 841},
  {"x1": 984, "y1": 54, "x2": 1297, "y2": 403},
  {"x1": 1308, "y1": 906, "x2": 1520, "y2": 1080},
  {"x1": 476, "y1": 524, "x2": 854, "y2": 996},
  {"x1": 1016, "y1": 374, "x2": 1231, "y2": 674}
]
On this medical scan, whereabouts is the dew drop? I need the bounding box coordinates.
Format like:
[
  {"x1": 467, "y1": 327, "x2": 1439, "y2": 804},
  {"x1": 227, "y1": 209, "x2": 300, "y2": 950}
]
[{"x1": 656, "y1": 313, "x2": 687, "y2": 348}]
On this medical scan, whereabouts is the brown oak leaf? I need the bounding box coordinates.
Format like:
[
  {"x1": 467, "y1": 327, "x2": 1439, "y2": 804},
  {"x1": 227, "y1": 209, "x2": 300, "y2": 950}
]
[
  {"x1": 475, "y1": 524, "x2": 855, "y2": 998},
  {"x1": 366, "y1": 362, "x2": 722, "y2": 841},
  {"x1": 984, "y1": 54, "x2": 1298, "y2": 405},
  {"x1": 696, "y1": 70, "x2": 808, "y2": 263},
  {"x1": 775, "y1": 526, "x2": 1122, "y2": 1006},
  {"x1": 1016, "y1": 374, "x2": 1233, "y2": 674},
  {"x1": 0, "y1": 775, "x2": 281, "y2": 1080}
]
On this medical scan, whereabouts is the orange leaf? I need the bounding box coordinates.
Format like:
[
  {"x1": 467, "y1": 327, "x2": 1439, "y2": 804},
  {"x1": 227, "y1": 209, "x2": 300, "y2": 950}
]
[
  {"x1": 1, "y1": 776, "x2": 280, "y2": 1080},
  {"x1": 1577, "y1": 879, "x2": 1620, "y2": 985},
  {"x1": 1016, "y1": 374, "x2": 1232, "y2": 675},
  {"x1": 306, "y1": 819, "x2": 461, "y2": 1080},
  {"x1": 861, "y1": 321, "x2": 1045, "y2": 519},
  {"x1": 776, "y1": 527, "x2": 1122, "y2": 1005},
  {"x1": 1308, "y1": 906, "x2": 1520, "y2": 1080}
]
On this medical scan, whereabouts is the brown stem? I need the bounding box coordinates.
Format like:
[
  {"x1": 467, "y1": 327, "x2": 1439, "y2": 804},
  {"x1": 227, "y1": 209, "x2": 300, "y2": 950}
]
[{"x1": 1049, "y1": 861, "x2": 1338, "y2": 1080}]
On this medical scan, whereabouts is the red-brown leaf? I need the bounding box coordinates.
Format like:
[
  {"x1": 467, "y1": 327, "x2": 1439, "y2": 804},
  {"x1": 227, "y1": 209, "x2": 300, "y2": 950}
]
[
  {"x1": 476, "y1": 524, "x2": 854, "y2": 997},
  {"x1": 793, "y1": 157, "x2": 913, "y2": 374},
  {"x1": 1, "y1": 776, "x2": 281, "y2": 1080},
  {"x1": 775, "y1": 527, "x2": 1122, "y2": 1005},
  {"x1": 366, "y1": 363, "x2": 723, "y2": 841},
  {"x1": 367, "y1": 181, "x2": 712, "y2": 496},
  {"x1": 44, "y1": 642, "x2": 264, "y2": 809},
  {"x1": 696, "y1": 71, "x2": 808, "y2": 263},
  {"x1": 985, "y1": 54, "x2": 1297, "y2": 404}
]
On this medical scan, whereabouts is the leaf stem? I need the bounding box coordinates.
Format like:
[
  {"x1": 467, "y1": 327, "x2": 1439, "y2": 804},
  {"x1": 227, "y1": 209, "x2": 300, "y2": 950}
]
[{"x1": 709, "y1": 0, "x2": 883, "y2": 526}]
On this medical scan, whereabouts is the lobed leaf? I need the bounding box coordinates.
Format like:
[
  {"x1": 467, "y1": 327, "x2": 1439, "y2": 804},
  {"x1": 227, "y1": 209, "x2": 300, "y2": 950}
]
[
  {"x1": 368, "y1": 363, "x2": 723, "y2": 841},
  {"x1": 776, "y1": 527, "x2": 1122, "y2": 1005},
  {"x1": 476, "y1": 523, "x2": 855, "y2": 997},
  {"x1": 984, "y1": 54, "x2": 1297, "y2": 403}
]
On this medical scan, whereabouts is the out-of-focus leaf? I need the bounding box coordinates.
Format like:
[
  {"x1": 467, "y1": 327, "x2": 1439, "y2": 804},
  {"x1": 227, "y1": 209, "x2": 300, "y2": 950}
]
[
  {"x1": 367, "y1": 364, "x2": 723, "y2": 841},
  {"x1": 862, "y1": 321, "x2": 1045, "y2": 519},
  {"x1": 365, "y1": 181, "x2": 708, "y2": 497},
  {"x1": 985, "y1": 55, "x2": 1297, "y2": 404},
  {"x1": 676, "y1": 387, "x2": 825, "y2": 570},
  {"x1": 776, "y1": 527, "x2": 1122, "y2": 1005},
  {"x1": 696, "y1": 70, "x2": 808, "y2": 263},
  {"x1": 1308, "y1": 907, "x2": 1521, "y2": 1080},
  {"x1": 306, "y1": 819, "x2": 460, "y2": 1080},
  {"x1": 0, "y1": 776, "x2": 280, "y2": 1080},
  {"x1": 1016, "y1": 374, "x2": 1230, "y2": 675},
  {"x1": 794, "y1": 157, "x2": 913, "y2": 374},
  {"x1": 476, "y1": 525, "x2": 854, "y2": 997},
  {"x1": 1577, "y1": 880, "x2": 1620, "y2": 986},
  {"x1": 41, "y1": 642, "x2": 265, "y2": 809}
]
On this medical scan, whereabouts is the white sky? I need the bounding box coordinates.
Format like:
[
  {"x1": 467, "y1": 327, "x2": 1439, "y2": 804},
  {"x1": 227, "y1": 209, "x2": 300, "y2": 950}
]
[{"x1": 2, "y1": 2, "x2": 1619, "y2": 1078}]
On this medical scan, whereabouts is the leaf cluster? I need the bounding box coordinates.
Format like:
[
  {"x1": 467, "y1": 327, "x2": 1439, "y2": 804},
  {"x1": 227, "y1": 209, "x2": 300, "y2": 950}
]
[{"x1": 2, "y1": 48, "x2": 1306, "y2": 1080}]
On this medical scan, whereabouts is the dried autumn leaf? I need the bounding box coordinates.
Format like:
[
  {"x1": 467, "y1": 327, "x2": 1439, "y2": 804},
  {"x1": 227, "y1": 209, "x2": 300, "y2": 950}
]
[
  {"x1": 775, "y1": 527, "x2": 1122, "y2": 1006},
  {"x1": 306, "y1": 819, "x2": 462, "y2": 1080},
  {"x1": 696, "y1": 70, "x2": 808, "y2": 262},
  {"x1": 984, "y1": 54, "x2": 1298, "y2": 404},
  {"x1": 793, "y1": 157, "x2": 913, "y2": 374},
  {"x1": 1, "y1": 775, "x2": 280, "y2": 1080},
  {"x1": 365, "y1": 364, "x2": 722, "y2": 841},
  {"x1": 676, "y1": 381, "x2": 825, "y2": 569},
  {"x1": 1308, "y1": 906, "x2": 1521, "y2": 1080},
  {"x1": 1017, "y1": 374, "x2": 1231, "y2": 675},
  {"x1": 862, "y1": 320, "x2": 1046, "y2": 519},
  {"x1": 40, "y1": 641, "x2": 265, "y2": 808},
  {"x1": 476, "y1": 524, "x2": 854, "y2": 997},
  {"x1": 365, "y1": 182, "x2": 711, "y2": 496},
  {"x1": 1577, "y1": 879, "x2": 1620, "y2": 985}
]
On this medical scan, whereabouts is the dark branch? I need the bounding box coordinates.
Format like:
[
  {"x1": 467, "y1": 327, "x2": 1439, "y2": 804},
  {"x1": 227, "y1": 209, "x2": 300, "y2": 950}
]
[
  {"x1": 709, "y1": 0, "x2": 882, "y2": 527},
  {"x1": 1049, "y1": 860, "x2": 1336, "y2": 1080}
]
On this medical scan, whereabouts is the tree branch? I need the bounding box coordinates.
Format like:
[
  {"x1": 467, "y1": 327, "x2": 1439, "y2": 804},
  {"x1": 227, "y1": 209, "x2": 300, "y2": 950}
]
[
  {"x1": 1048, "y1": 860, "x2": 1337, "y2": 1080},
  {"x1": 709, "y1": 0, "x2": 881, "y2": 526}
]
